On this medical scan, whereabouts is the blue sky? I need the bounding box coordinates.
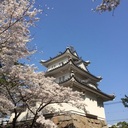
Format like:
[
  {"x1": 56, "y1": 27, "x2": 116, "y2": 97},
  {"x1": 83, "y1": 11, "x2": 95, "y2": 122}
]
[{"x1": 27, "y1": 0, "x2": 128, "y2": 125}]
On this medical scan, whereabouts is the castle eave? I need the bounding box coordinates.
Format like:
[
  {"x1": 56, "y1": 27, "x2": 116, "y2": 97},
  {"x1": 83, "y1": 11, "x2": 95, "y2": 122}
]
[
  {"x1": 59, "y1": 76, "x2": 115, "y2": 102},
  {"x1": 40, "y1": 48, "x2": 79, "y2": 67},
  {"x1": 45, "y1": 60, "x2": 101, "y2": 83}
]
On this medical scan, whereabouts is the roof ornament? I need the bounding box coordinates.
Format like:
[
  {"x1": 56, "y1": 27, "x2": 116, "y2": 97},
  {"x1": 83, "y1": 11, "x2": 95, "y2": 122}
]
[
  {"x1": 97, "y1": 76, "x2": 102, "y2": 80},
  {"x1": 85, "y1": 61, "x2": 90, "y2": 65},
  {"x1": 58, "y1": 51, "x2": 62, "y2": 55},
  {"x1": 71, "y1": 70, "x2": 74, "y2": 77},
  {"x1": 79, "y1": 57, "x2": 83, "y2": 61},
  {"x1": 69, "y1": 46, "x2": 75, "y2": 53}
]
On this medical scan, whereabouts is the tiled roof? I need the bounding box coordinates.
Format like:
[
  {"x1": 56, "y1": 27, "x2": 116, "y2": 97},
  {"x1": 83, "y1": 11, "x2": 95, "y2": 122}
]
[
  {"x1": 45, "y1": 59, "x2": 101, "y2": 82},
  {"x1": 59, "y1": 76, "x2": 115, "y2": 101}
]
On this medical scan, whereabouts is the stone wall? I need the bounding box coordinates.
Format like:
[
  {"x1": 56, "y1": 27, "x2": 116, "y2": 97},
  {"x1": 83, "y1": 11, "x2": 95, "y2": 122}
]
[{"x1": 51, "y1": 114, "x2": 108, "y2": 128}]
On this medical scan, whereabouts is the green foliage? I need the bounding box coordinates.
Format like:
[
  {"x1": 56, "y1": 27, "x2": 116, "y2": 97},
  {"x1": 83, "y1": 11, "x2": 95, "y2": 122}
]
[
  {"x1": 109, "y1": 125, "x2": 117, "y2": 128},
  {"x1": 109, "y1": 121, "x2": 128, "y2": 128}
]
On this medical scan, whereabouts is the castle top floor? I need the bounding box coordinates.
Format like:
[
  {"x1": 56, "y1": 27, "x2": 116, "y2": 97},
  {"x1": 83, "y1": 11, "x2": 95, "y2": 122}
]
[{"x1": 41, "y1": 47, "x2": 91, "y2": 71}]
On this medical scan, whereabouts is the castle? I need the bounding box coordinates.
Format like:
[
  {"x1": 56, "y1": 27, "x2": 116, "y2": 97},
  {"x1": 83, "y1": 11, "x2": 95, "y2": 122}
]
[
  {"x1": 41, "y1": 47, "x2": 114, "y2": 122},
  {"x1": 9, "y1": 47, "x2": 114, "y2": 127}
]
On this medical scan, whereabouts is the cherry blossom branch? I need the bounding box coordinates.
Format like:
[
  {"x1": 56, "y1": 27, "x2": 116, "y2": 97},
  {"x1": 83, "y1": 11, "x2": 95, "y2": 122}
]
[{"x1": 0, "y1": 2, "x2": 32, "y2": 35}]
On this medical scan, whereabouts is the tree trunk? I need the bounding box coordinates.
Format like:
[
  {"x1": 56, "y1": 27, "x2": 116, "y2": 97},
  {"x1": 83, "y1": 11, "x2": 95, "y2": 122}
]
[
  {"x1": 12, "y1": 116, "x2": 17, "y2": 128},
  {"x1": 12, "y1": 110, "x2": 21, "y2": 128},
  {"x1": 30, "y1": 112, "x2": 38, "y2": 128}
]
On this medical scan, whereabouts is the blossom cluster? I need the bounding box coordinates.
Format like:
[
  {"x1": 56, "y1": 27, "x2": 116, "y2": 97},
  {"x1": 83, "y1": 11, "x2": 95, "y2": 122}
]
[
  {"x1": 0, "y1": 0, "x2": 86, "y2": 127},
  {"x1": 94, "y1": 0, "x2": 120, "y2": 12}
]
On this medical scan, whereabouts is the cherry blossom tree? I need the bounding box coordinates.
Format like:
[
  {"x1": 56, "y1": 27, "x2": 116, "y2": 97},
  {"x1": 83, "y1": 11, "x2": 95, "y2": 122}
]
[
  {"x1": 0, "y1": 0, "x2": 86, "y2": 128},
  {"x1": 94, "y1": 0, "x2": 120, "y2": 12}
]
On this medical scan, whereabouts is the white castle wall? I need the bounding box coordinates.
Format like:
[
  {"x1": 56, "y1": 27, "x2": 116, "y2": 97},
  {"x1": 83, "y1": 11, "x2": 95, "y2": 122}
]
[{"x1": 47, "y1": 58, "x2": 68, "y2": 71}]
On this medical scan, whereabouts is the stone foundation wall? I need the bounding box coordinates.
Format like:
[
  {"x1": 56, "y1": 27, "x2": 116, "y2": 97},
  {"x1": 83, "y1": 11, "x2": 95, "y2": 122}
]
[{"x1": 51, "y1": 114, "x2": 108, "y2": 128}]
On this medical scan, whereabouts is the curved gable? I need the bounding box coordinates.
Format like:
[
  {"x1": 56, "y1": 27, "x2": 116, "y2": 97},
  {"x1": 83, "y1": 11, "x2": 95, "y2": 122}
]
[{"x1": 40, "y1": 47, "x2": 79, "y2": 67}]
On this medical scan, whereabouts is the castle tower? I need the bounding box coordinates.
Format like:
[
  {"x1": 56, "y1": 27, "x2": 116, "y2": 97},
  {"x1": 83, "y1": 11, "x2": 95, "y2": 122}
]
[{"x1": 41, "y1": 47, "x2": 114, "y2": 120}]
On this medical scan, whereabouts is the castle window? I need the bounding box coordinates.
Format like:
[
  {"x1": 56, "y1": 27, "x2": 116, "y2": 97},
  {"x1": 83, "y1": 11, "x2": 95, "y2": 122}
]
[
  {"x1": 59, "y1": 77, "x2": 61, "y2": 83},
  {"x1": 97, "y1": 98, "x2": 103, "y2": 107},
  {"x1": 59, "y1": 62, "x2": 64, "y2": 66},
  {"x1": 59, "y1": 76, "x2": 65, "y2": 83},
  {"x1": 89, "y1": 97, "x2": 94, "y2": 101},
  {"x1": 62, "y1": 76, "x2": 65, "y2": 81}
]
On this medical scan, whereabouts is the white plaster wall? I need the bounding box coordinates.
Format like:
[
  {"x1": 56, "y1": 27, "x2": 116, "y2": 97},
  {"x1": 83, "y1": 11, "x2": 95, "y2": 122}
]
[
  {"x1": 84, "y1": 93, "x2": 105, "y2": 119},
  {"x1": 9, "y1": 98, "x2": 105, "y2": 122},
  {"x1": 43, "y1": 103, "x2": 85, "y2": 116},
  {"x1": 47, "y1": 58, "x2": 68, "y2": 71},
  {"x1": 41, "y1": 92, "x2": 105, "y2": 120},
  {"x1": 9, "y1": 109, "x2": 29, "y2": 122},
  {"x1": 55, "y1": 73, "x2": 70, "y2": 83},
  {"x1": 43, "y1": 98, "x2": 105, "y2": 120},
  {"x1": 9, "y1": 103, "x2": 41, "y2": 122}
]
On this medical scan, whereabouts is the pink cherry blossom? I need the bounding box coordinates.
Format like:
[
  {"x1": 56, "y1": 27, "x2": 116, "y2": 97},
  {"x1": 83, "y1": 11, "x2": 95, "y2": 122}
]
[{"x1": 0, "y1": 1, "x2": 85, "y2": 127}]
